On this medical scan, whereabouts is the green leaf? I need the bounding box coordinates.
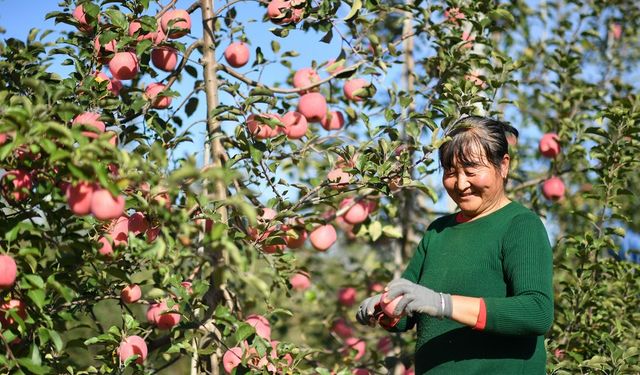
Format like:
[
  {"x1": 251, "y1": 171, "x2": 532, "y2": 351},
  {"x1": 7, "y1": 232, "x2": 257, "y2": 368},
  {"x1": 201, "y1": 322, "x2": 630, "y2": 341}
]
[
  {"x1": 105, "y1": 9, "x2": 127, "y2": 29},
  {"x1": 48, "y1": 329, "x2": 64, "y2": 352},
  {"x1": 235, "y1": 322, "x2": 256, "y2": 342},
  {"x1": 185, "y1": 97, "x2": 198, "y2": 117},
  {"x1": 382, "y1": 225, "x2": 402, "y2": 238},
  {"x1": 369, "y1": 221, "x2": 382, "y2": 241},
  {"x1": 271, "y1": 40, "x2": 280, "y2": 53},
  {"x1": 27, "y1": 289, "x2": 46, "y2": 309},
  {"x1": 344, "y1": 0, "x2": 362, "y2": 21}
]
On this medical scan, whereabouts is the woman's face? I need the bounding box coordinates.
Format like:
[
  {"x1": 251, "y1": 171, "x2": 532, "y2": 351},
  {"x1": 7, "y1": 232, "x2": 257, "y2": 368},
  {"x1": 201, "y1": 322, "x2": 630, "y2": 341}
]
[{"x1": 442, "y1": 149, "x2": 510, "y2": 219}]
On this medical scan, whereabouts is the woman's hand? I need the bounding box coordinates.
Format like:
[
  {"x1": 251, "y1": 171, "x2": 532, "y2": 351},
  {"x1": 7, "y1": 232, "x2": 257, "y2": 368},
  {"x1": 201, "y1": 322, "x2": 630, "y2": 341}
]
[
  {"x1": 386, "y1": 278, "x2": 452, "y2": 319},
  {"x1": 355, "y1": 294, "x2": 382, "y2": 325}
]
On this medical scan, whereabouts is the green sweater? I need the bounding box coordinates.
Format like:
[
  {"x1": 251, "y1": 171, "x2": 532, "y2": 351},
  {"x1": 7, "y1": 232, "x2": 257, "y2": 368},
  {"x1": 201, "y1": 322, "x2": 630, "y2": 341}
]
[{"x1": 388, "y1": 201, "x2": 554, "y2": 374}]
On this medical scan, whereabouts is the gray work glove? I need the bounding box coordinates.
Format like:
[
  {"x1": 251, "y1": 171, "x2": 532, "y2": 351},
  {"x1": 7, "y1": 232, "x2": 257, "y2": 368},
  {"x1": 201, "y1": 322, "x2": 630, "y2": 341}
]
[
  {"x1": 385, "y1": 278, "x2": 452, "y2": 319},
  {"x1": 355, "y1": 294, "x2": 382, "y2": 325}
]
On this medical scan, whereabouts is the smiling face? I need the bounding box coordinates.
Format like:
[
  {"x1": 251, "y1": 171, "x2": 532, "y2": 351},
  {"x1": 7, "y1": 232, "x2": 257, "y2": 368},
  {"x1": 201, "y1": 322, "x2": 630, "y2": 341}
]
[{"x1": 442, "y1": 145, "x2": 510, "y2": 220}]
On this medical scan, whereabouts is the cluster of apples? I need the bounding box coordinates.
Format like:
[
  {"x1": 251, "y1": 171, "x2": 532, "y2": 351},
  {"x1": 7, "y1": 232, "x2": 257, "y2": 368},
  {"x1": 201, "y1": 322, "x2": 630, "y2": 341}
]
[
  {"x1": 96, "y1": 211, "x2": 158, "y2": 256},
  {"x1": 222, "y1": 0, "x2": 306, "y2": 69},
  {"x1": 241, "y1": 72, "x2": 373, "y2": 142},
  {"x1": 73, "y1": 4, "x2": 192, "y2": 109},
  {"x1": 65, "y1": 180, "x2": 125, "y2": 221},
  {"x1": 222, "y1": 314, "x2": 293, "y2": 374},
  {"x1": 538, "y1": 133, "x2": 566, "y2": 201}
]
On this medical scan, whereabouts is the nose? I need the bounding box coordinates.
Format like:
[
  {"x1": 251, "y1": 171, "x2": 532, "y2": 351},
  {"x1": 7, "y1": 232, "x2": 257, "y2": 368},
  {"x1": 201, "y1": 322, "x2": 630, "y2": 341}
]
[{"x1": 455, "y1": 173, "x2": 470, "y2": 191}]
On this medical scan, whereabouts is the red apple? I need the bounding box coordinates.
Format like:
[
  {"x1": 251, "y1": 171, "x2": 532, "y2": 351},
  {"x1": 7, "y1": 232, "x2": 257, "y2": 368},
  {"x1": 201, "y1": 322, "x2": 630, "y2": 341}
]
[
  {"x1": 121, "y1": 284, "x2": 141, "y2": 304},
  {"x1": 94, "y1": 71, "x2": 122, "y2": 96},
  {"x1": 223, "y1": 347, "x2": 244, "y2": 374},
  {"x1": 327, "y1": 167, "x2": 351, "y2": 189},
  {"x1": 128, "y1": 20, "x2": 157, "y2": 41},
  {"x1": 245, "y1": 314, "x2": 271, "y2": 340},
  {"x1": 339, "y1": 197, "x2": 370, "y2": 225},
  {"x1": 109, "y1": 215, "x2": 129, "y2": 246},
  {"x1": 309, "y1": 224, "x2": 336, "y2": 251},
  {"x1": 0, "y1": 133, "x2": 7, "y2": 145},
  {"x1": 270, "y1": 340, "x2": 293, "y2": 366},
  {"x1": 128, "y1": 212, "x2": 149, "y2": 235},
  {"x1": 97, "y1": 236, "x2": 113, "y2": 256},
  {"x1": 72, "y1": 4, "x2": 96, "y2": 32},
  {"x1": 297, "y1": 92, "x2": 327, "y2": 123},
  {"x1": 72, "y1": 112, "x2": 105, "y2": 139},
  {"x1": 90, "y1": 188, "x2": 125, "y2": 220},
  {"x1": 379, "y1": 291, "x2": 405, "y2": 318},
  {"x1": 293, "y1": 67, "x2": 320, "y2": 92},
  {"x1": 368, "y1": 282, "x2": 384, "y2": 294},
  {"x1": 353, "y1": 369, "x2": 370, "y2": 375},
  {"x1": 444, "y1": 7, "x2": 465, "y2": 23},
  {"x1": 404, "y1": 367, "x2": 416, "y2": 375},
  {"x1": 343, "y1": 78, "x2": 370, "y2": 101},
  {"x1": 331, "y1": 317, "x2": 353, "y2": 338},
  {"x1": 1, "y1": 169, "x2": 32, "y2": 202},
  {"x1": 289, "y1": 271, "x2": 310, "y2": 291},
  {"x1": 246, "y1": 114, "x2": 282, "y2": 139},
  {"x1": 542, "y1": 176, "x2": 565, "y2": 201},
  {"x1": 160, "y1": 9, "x2": 191, "y2": 39},
  {"x1": 461, "y1": 31, "x2": 475, "y2": 49},
  {"x1": 267, "y1": 0, "x2": 303, "y2": 24},
  {"x1": 146, "y1": 226, "x2": 160, "y2": 243},
  {"x1": 321, "y1": 111, "x2": 345, "y2": 131},
  {"x1": 0, "y1": 255, "x2": 17, "y2": 289},
  {"x1": 93, "y1": 35, "x2": 117, "y2": 61},
  {"x1": 224, "y1": 42, "x2": 250, "y2": 68},
  {"x1": 118, "y1": 335, "x2": 147, "y2": 364},
  {"x1": 0, "y1": 299, "x2": 26, "y2": 326},
  {"x1": 145, "y1": 83, "x2": 171, "y2": 109},
  {"x1": 282, "y1": 111, "x2": 308, "y2": 139},
  {"x1": 151, "y1": 46, "x2": 178, "y2": 71},
  {"x1": 338, "y1": 287, "x2": 357, "y2": 307},
  {"x1": 342, "y1": 337, "x2": 366, "y2": 361},
  {"x1": 108, "y1": 52, "x2": 139, "y2": 81},
  {"x1": 539, "y1": 133, "x2": 560, "y2": 158},
  {"x1": 147, "y1": 300, "x2": 181, "y2": 329},
  {"x1": 66, "y1": 181, "x2": 95, "y2": 215},
  {"x1": 282, "y1": 219, "x2": 307, "y2": 248}
]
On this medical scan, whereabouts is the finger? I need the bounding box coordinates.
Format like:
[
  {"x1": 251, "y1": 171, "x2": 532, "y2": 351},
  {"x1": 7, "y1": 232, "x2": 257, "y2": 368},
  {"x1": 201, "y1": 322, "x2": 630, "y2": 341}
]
[
  {"x1": 364, "y1": 297, "x2": 379, "y2": 315},
  {"x1": 393, "y1": 294, "x2": 413, "y2": 316},
  {"x1": 385, "y1": 278, "x2": 411, "y2": 291},
  {"x1": 385, "y1": 285, "x2": 410, "y2": 300}
]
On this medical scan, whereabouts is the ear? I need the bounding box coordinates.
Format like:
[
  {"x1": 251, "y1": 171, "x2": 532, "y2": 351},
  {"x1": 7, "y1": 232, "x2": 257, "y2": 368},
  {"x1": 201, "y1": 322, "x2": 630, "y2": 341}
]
[{"x1": 500, "y1": 154, "x2": 510, "y2": 179}]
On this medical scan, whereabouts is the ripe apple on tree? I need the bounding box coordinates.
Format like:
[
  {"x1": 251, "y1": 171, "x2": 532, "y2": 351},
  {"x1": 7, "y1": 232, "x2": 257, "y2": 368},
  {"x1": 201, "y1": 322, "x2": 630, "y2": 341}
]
[
  {"x1": 160, "y1": 9, "x2": 191, "y2": 39},
  {"x1": 297, "y1": 92, "x2": 327, "y2": 123},
  {"x1": 0, "y1": 254, "x2": 17, "y2": 289},
  {"x1": 224, "y1": 42, "x2": 250, "y2": 68},
  {"x1": 542, "y1": 176, "x2": 565, "y2": 201},
  {"x1": 108, "y1": 51, "x2": 139, "y2": 81},
  {"x1": 1, "y1": 169, "x2": 32, "y2": 202},
  {"x1": 309, "y1": 224, "x2": 337, "y2": 251},
  {"x1": 151, "y1": 46, "x2": 178, "y2": 71},
  {"x1": 118, "y1": 335, "x2": 148, "y2": 365}
]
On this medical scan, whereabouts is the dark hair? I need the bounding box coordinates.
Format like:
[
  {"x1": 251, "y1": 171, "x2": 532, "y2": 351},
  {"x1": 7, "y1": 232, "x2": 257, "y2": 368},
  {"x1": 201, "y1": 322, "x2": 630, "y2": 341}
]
[{"x1": 438, "y1": 115, "x2": 519, "y2": 171}]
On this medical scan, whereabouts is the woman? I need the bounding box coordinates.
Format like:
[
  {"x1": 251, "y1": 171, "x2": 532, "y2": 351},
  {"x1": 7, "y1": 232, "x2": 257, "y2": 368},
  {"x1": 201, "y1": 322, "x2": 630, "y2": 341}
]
[{"x1": 356, "y1": 116, "x2": 554, "y2": 374}]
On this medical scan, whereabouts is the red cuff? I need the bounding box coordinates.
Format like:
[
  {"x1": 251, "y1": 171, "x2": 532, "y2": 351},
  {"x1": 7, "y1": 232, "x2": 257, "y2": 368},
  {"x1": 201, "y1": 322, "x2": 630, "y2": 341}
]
[{"x1": 472, "y1": 298, "x2": 486, "y2": 330}]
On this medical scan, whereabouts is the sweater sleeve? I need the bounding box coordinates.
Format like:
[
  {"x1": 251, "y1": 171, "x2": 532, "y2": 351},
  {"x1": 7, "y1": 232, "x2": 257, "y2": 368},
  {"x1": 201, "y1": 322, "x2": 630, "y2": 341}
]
[
  {"x1": 483, "y1": 213, "x2": 554, "y2": 336},
  {"x1": 381, "y1": 230, "x2": 431, "y2": 333}
]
